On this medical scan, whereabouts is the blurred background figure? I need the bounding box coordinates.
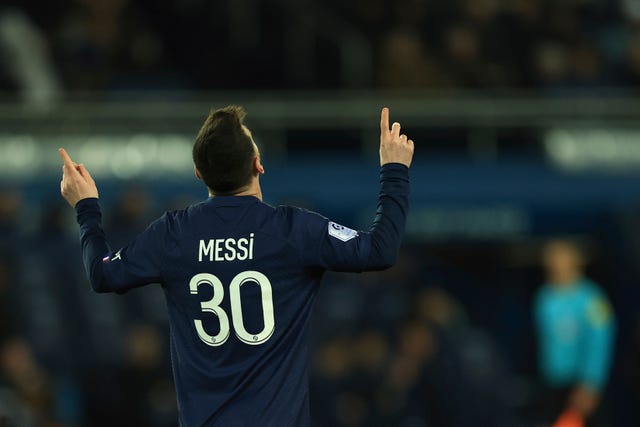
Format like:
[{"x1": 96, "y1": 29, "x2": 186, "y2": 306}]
[
  {"x1": 535, "y1": 240, "x2": 615, "y2": 427},
  {"x1": 378, "y1": 29, "x2": 451, "y2": 89},
  {"x1": 53, "y1": 0, "x2": 169, "y2": 92},
  {"x1": 82, "y1": 324, "x2": 177, "y2": 427},
  {"x1": 0, "y1": 337, "x2": 63, "y2": 427},
  {"x1": 0, "y1": 7, "x2": 61, "y2": 108}
]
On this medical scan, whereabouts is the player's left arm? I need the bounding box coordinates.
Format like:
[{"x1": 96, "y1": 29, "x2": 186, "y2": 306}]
[
  {"x1": 579, "y1": 292, "x2": 615, "y2": 389},
  {"x1": 570, "y1": 292, "x2": 616, "y2": 415},
  {"x1": 59, "y1": 148, "x2": 166, "y2": 293},
  {"x1": 300, "y1": 108, "x2": 411, "y2": 272},
  {"x1": 310, "y1": 163, "x2": 409, "y2": 272},
  {"x1": 296, "y1": 162, "x2": 409, "y2": 273}
]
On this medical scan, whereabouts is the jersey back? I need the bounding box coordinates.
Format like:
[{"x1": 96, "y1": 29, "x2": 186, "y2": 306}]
[{"x1": 157, "y1": 195, "x2": 363, "y2": 427}]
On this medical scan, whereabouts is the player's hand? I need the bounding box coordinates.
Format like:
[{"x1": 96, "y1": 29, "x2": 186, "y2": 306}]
[
  {"x1": 567, "y1": 385, "x2": 599, "y2": 417},
  {"x1": 552, "y1": 409, "x2": 585, "y2": 427},
  {"x1": 379, "y1": 107, "x2": 414, "y2": 168},
  {"x1": 58, "y1": 148, "x2": 99, "y2": 207}
]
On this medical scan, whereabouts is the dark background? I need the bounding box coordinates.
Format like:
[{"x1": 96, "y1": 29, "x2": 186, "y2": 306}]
[{"x1": 1, "y1": 0, "x2": 640, "y2": 426}]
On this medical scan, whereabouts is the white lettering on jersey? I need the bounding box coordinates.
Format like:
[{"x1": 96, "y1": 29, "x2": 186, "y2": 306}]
[
  {"x1": 199, "y1": 240, "x2": 214, "y2": 262},
  {"x1": 328, "y1": 222, "x2": 358, "y2": 242},
  {"x1": 199, "y1": 234, "x2": 255, "y2": 262},
  {"x1": 111, "y1": 250, "x2": 122, "y2": 261}
]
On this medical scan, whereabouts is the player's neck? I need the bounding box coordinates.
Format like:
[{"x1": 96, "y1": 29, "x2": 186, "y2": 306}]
[
  {"x1": 231, "y1": 186, "x2": 263, "y2": 201},
  {"x1": 208, "y1": 181, "x2": 263, "y2": 201},
  {"x1": 548, "y1": 271, "x2": 582, "y2": 287}
]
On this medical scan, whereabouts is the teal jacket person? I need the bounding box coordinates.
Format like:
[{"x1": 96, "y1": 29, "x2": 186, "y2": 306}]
[
  {"x1": 534, "y1": 240, "x2": 615, "y2": 421},
  {"x1": 535, "y1": 277, "x2": 615, "y2": 391}
]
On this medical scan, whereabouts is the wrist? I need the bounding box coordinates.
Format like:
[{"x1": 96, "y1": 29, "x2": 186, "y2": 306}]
[
  {"x1": 74, "y1": 197, "x2": 100, "y2": 210},
  {"x1": 381, "y1": 163, "x2": 409, "y2": 171}
]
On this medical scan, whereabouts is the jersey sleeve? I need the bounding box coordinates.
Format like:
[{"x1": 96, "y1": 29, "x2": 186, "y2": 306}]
[
  {"x1": 75, "y1": 198, "x2": 170, "y2": 294},
  {"x1": 297, "y1": 163, "x2": 410, "y2": 272},
  {"x1": 578, "y1": 291, "x2": 616, "y2": 391}
]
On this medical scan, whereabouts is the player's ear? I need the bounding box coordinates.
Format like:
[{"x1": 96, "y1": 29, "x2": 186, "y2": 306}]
[
  {"x1": 254, "y1": 156, "x2": 265, "y2": 175},
  {"x1": 194, "y1": 166, "x2": 202, "y2": 181}
]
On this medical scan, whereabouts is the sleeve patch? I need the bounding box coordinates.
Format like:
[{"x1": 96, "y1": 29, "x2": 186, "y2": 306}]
[
  {"x1": 587, "y1": 297, "x2": 612, "y2": 327},
  {"x1": 328, "y1": 222, "x2": 358, "y2": 242},
  {"x1": 103, "y1": 250, "x2": 122, "y2": 263}
]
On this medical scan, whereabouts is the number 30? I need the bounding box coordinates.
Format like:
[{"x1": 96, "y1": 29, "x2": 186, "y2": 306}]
[{"x1": 189, "y1": 271, "x2": 275, "y2": 347}]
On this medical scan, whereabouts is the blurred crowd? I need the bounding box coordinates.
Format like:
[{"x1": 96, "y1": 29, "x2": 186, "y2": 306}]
[
  {"x1": 1, "y1": 183, "x2": 634, "y2": 427},
  {"x1": 0, "y1": 188, "x2": 178, "y2": 427},
  {"x1": 2, "y1": 0, "x2": 640, "y2": 105}
]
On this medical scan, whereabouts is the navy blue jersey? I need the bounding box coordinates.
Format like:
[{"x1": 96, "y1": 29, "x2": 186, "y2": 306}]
[{"x1": 75, "y1": 163, "x2": 409, "y2": 427}]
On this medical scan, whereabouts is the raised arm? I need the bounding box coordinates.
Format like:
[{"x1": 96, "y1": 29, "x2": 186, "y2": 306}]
[
  {"x1": 366, "y1": 107, "x2": 414, "y2": 268},
  {"x1": 302, "y1": 107, "x2": 414, "y2": 272},
  {"x1": 59, "y1": 148, "x2": 164, "y2": 293}
]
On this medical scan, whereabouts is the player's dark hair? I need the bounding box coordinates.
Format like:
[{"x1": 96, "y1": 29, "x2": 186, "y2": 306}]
[{"x1": 193, "y1": 105, "x2": 256, "y2": 195}]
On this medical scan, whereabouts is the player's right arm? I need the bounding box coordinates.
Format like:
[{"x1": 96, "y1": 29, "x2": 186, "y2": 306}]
[
  {"x1": 364, "y1": 108, "x2": 413, "y2": 269},
  {"x1": 59, "y1": 148, "x2": 167, "y2": 293},
  {"x1": 300, "y1": 107, "x2": 413, "y2": 272}
]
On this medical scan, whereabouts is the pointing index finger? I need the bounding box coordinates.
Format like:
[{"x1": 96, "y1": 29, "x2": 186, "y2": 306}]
[
  {"x1": 58, "y1": 148, "x2": 79, "y2": 172},
  {"x1": 58, "y1": 148, "x2": 74, "y2": 166},
  {"x1": 380, "y1": 107, "x2": 390, "y2": 133}
]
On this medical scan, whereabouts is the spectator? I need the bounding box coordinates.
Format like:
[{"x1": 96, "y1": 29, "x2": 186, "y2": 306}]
[
  {"x1": 0, "y1": 8, "x2": 61, "y2": 108},
  {"x1": 53, "y1": 0, "x2": 167, "y2": 91},
  {"x1": 379, "y1": 319, "x2": 438, "y2": 426},
  {"x1": 17, "y1": 201, "x2": 84, "y2": 373},
  {"x1": 400, "y1": 288, "x2": 516, "y2": 427},
  {"x1": 2, "y1": 0, "x2": 640, "y2": 92},
  {"x1": 0, "y1": 337, "x2": 59, "y2": 426},
  {"x1": 568, "y1": 40, "x2": 606, "y2": 87},
  {"x1": 534, "y1": 41, "x2": 572, "y2": 89},
  {"x1": 623, "y1": 33, "x2": 640, "y2": 86},
  {"x1": 0, "y1": 188, "x2": 22, "y2": 253},
  {"x1": 311, "y1": 335, "x2": 359, "y2": 427},
  {"x1": 0, "y1": 190, "x2": 22, "y2": 341},
  {"x1": 378, "y1": 29, "x2": 452, "y2": 89},
  {"x1": 83, "y1": 324, "x2": 176, "y2": 427}
]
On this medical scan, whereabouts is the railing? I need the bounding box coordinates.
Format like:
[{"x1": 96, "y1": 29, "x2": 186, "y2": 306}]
[
  {"x1": 4, "y1": 91, "x2": 640, "y2": 130},
  {"x1": 2, "y1": 91, "x2": 640, "y2": 178}
]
